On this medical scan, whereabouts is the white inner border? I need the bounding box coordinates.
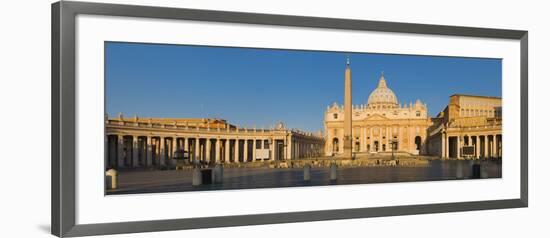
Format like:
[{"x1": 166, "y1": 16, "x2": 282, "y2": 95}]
[{"x1": 76, "y1": 14, "x2": 521, "y2": 224}]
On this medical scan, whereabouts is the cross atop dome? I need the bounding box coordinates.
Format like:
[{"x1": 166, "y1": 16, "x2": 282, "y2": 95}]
[{"x1": 377, "y1": 72, "x2": 387, "y2": 88}]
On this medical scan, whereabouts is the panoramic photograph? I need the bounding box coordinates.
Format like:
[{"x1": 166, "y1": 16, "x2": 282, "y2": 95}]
[{"x1": 104, "y1": 42, "x2": 502, "y2": 195}]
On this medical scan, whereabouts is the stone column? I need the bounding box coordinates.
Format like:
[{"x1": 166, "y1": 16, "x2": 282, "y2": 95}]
[
  {"x1": 475, "y1": 135, "x2": 480, "y2": 159},
  {"x1": 172, "y1": 137, "x2": 178, "y2": 159},
  {"x1": 361, "y1": 127, "x2": 369, "y2": 152},
  {"x1": 160, "y1": 137, "x2": 166, "y2": 166},
  {"x1": 364, "y1": 127, "x2": 369, "y2": 152},
  {"x1": 291, "y1": 141, "x2": 294, "y2": 158},
  {"x1": 215, "y1": 138, "x2": 221, "y2": 162},
  {"x1": 206, "y1": 138, "x2": 211, "y2": 162},
  {"x1": 397, "y1": 127, "x2": 402, "y2": 151},
  {"x1": 328, "y1": 132, "x2": 333, "y2": 154},
  {"x1": 295, "y1": 141, "x2": 299, "y2": 159},
  {"x1": 441, "y1": 133, "x2": 446, "y2": 158},
  {"x1": 445, "y1": 134, "x2": 449, "y2": 158},
  {"x1": 497, "y1": 134, "x2": 501, "y2": 157},
  {"x1": 184, "y1": 138, "x2": 189, "y2": 155},
  {"x1": 132, "y1": 135, "x2": 139, "y2": 167},
  {"x1": 298, "y1": 141, "x2": 300, "y2": 158},
  {"x1": 195, "y1": 138, "x2": 200, "y2": 162},
  {"x1": 146, "y1": 136, "x2": 152, "y2": 166},
  {"x1": 360, "y1": 127, "x2": 365, "y2": 152},
  {"x1": 298, "y1": 140, "x2": 302, "y2": 158},
  {"x1": 235, "y1": 139, "x2": 240, "y2": 163},
  {"x1": 369, "y1": 127, "x2": 374, "y2": 152},
  {"x1": 456, "y1": 136, "x2": 461, "y2": 158},
  {"x1": 243, "y1": 139, "x2": 248, "y2": 162},
  {"x1": 167, "y1": 138, "x2": 172, "y2": 162},
  {"x1": 117, "y1": 135, "x2": 124, "y2": 168},
  {"x1": 104, "y1": 134, "x2": 108, "y2": 170},
  {"x1": 409, "y1": 126, "x2": 413, "y2": 153},
  {"x1": 287, "y1": 136, "x2": 293, "y2": 160},
  {"x1": 491, "y1": 134, "x2": 497, "y2": 157},
  {"x1": 225, "y1": 139, "x2": 230, "y2": 163},
  {"x1": 299, "y1": 142, "x2": 302, "y2": 158},
  {"x1": 252, "y1": 139, "x2": 256, "y2": 162},
  {"x1": 483, "y1": 135, "x2": 489, "y2": 158},
  {"x1": 386, "y1": 126, "x2": 391, "y2": 152},
  {"x1": 294, "y1": 141, "x2": 297, "y2": 159},
  {"x1": 339, "y1": 132, "x2": 344, "y2": 153},
  {"x1": 362, "y1": 127, "x2": 366, "y2": 152},
  {"x1": 270, "y1": 139, "x2": 276, "y2": 161}
]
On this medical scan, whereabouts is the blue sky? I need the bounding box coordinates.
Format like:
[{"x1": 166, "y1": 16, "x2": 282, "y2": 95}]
[{"x1": 105, "y1": 42, "x2": 502, "y2": 132}]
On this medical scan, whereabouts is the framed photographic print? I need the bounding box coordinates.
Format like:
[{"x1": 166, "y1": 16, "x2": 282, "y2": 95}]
[{"x1": 52, "y1": 1, "x2": 528, "y2": 237}]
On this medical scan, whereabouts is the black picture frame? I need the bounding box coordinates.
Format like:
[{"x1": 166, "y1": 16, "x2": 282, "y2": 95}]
[{"x1": 51, "y1": 1, "x2": 528, "y2": 237}]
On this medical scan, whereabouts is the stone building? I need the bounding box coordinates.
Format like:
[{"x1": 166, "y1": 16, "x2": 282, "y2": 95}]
[
  {"x1": 426, "y1": 94, "x2": 502, "y2": 159},
  {"x1": 105, "y1": 117, "x2": 324, "y2": 169},
  {"x1": 323, "y1": 59, "x2": 501, "y2": 159},
  {"x1": 324, "y1": 61, "x2": 432, "y2": 156}
]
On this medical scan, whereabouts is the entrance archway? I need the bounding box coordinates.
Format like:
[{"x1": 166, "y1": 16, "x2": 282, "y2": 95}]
[
  {"x1": 414, "y1": 136, "x2": 422, "y2": 151},
  {"x1": 332, "y1": 138, "x2": 339, "y2": 153}
]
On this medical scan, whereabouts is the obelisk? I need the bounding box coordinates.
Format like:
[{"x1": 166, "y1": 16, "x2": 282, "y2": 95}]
[{"x1": 343, "y1": 57, "x2": 353, "y2": 158}]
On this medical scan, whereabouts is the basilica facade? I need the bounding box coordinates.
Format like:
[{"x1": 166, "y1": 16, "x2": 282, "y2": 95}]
[
  {"x1": 324, "y1": 65, "x2": 432, "y2": 156},
  {"x1": 324, "y1": 60, "x2": 502, "y2": 159}
]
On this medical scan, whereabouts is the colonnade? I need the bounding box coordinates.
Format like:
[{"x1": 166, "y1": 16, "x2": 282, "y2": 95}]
[
  {"x1": 105, "y1": 117, "x2": 325, "y2": 169},
  {"x1": 107, "y1": 135, "x2": 282, "y2": 168},
  {"x1": 440, "y1": 133, "x2": 502, "y2": 159},
  {"x1": 106, "y1": 131, "x2": 324, "y2": 169},
  {"x1": 292, "y1": 139, "x2": 324, "y2": 159}
]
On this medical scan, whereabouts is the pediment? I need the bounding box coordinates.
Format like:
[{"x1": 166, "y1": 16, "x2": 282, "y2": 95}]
[{"x1": 365, "y1": 114, "x2": 389, "y2": 121}]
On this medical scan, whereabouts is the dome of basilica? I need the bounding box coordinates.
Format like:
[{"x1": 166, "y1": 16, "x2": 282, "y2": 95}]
[{"x1": 367, "y1": 74, "x2": 398, "y2": 107}]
